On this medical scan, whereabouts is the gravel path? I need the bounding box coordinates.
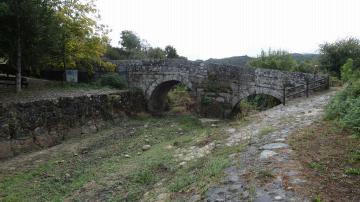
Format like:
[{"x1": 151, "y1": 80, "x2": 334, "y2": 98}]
[{"x1": 205, "y1": 89, "x2": 337, "y2": 202}]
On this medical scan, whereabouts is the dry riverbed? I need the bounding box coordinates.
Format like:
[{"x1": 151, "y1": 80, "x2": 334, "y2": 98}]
[{"x1": 2, "y1": 88, "x2": 356, "y2": 202}]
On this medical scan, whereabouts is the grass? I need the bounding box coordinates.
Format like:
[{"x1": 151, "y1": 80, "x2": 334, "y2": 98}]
[
  {"x1": 256, "y1": 169, "x2": 275, "y2": 179},
  {"x1": 308, "y1": 162, "x2": 325, "y2": 171},
  {"x1": 258, "y1": 126, "x2": 276, "y2": 137},
  {"x1": 290, "y1": 120, "x2": 360, "y2": 201},
  {"x1": 345, "y1": 168, "x2": 360, "y2": 175}
]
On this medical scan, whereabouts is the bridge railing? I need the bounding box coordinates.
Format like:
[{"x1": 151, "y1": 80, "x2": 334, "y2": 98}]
[{"x1": 282, "y1": 75, "x2": 330, "y2": 105}]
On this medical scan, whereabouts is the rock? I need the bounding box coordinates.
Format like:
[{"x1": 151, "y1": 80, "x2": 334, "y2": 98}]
[
  {"x1": 65, "y1": 173, "x2": 71, "y2": 179},
  {"x1": 179, "y1": 161, "x2": 186, "y2": 166},
  {"x1": 0, "y1": 141, "x2": 13, "y2": 159},
  {"x1": 211, "y1": 124, "x2": 217, "y2": 127},
  {"x1": 226, "y1": 128, "x2": 236, "y2": 133},
  {"x1": 274, "y1": 196, "x2": 282, "y2": 200},
  {"x1": 260, "y1": 150, "x2": 278, "y2": 160},
  {"x1": 157, "y1": 193, "x2": 171, "y2": 202},
  {"x1": 274, "y1": 138, "x2": 286, "y2": 142},
  {"x1": 189, "y1": 194, "x2": 202, "y2": 202},
  {"x1": 260, "y1": 143, "x2": 289, "y2": 150},
  {"x1": 142, "y1": 144, "x2": 151, "y2": 151},
  {"x1": 124, "y1": 154, "x2": 131, "y2": 158}
]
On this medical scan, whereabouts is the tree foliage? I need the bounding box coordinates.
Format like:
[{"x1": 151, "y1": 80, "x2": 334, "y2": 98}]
[
  {"x1": 0, "y1": 0, "x2": 114, "y2": 90},
  {"x1": 165, "y1": 45, "x2": 179, "y2": 58},
  {"x1": 103, "y1": 30, "x2": 180, "y2": 60},
  {"x1": 249, "y1": 49, "x2": 310, "y2": 72},
  {"x1": 319, "y1": 38, "x2": 360, "y2": 78}
]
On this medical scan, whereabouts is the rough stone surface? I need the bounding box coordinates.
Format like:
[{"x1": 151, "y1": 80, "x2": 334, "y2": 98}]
[
  {"x1": 205, "y1": 90, "x2": 337, "y2": 202},
  {"x1": 260, "y1": 150, "x2": 278, "y2": 160},
  {"x1": 0, "y1": 91, "x2": 145, "y2": 159},
  {"x1": 113, "y1": 59, "x2": 329, "y2": 118},
  {"x1": 261, "y1": 143, "x2": 289, "y2": 150}
]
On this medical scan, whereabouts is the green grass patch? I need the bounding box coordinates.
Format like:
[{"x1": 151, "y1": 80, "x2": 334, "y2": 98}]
[
  {"x1": 258, "y1": 126, "x2": 276, "y2": 137},
  {"x1": 345, "y1": 168, "x2": 360, "y2": 175},
  {"x1": 308, "y1": 162, "x2": 325, "y2": 171}
]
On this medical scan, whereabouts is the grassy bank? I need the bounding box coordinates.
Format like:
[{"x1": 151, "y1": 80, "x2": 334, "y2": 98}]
[{"x1": 0, "y1": 115, "x2": 245, "y2": 202}]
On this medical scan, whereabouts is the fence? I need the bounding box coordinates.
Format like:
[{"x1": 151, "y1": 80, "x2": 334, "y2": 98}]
[{"x1": 282, "y1": 75, "x2": 330, "y2": 105}]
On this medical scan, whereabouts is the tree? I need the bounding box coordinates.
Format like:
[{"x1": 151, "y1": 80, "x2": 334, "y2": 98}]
[
  {"x1": 52, "y1": 0, "x2": 111, "y2": 74},
  {"x1": 341, "y1": 58, "x2": 360, "y2": 82},
  {"x1": 119, "y1": 30, "x2": 141, "y2": 51},
  {"x1": 249, "y1": 49, "x2": 297, "y2": 71},
  {"x1": 319, "y1": 38, "x2": 360, "y2": 78},
  {"x1": 0, "y1": 0, "x2": 58, "y2": 92},
  {"x1": 147, "y1": 47, "x2": 166, "y2": 59},
  {"x1": 165, "y1": 45, "x2": 179, "y2": 58}
]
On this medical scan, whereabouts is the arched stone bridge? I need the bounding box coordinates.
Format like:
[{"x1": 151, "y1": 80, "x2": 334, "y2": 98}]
[{"x1": 112, "y1": 59, "x2": 329, "y2": 118}]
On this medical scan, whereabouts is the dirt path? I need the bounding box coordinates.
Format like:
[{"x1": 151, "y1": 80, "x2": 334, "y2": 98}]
[{"x1": 205, "y1": 89, "x2": 337, "y2": 201}]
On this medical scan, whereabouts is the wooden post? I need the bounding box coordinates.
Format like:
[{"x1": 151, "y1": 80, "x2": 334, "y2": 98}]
[
  {"x1": 306, "y1": 80, "x2": 309, "y2": 97},
  {"x1": 283, "y1": 85, "x2": 286, "y2": 105}
]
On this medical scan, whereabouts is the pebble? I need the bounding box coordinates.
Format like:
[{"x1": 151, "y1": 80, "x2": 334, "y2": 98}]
[
  {"x1": 124, "y1": 154, "x2": 131, "y2": 158},
  {"x1": 142, "y1": 144, "x2": 151, "y2": 151}
]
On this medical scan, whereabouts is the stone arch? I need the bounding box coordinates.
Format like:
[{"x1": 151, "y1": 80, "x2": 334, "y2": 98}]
[
  {"x1": 231, "y1": 87, "x2": 283, "y2": 108},
  {"x1": 146, "y1": 75, "x2": 193, "y2": 113},
  {"x1": 230, "y1": 90, "x2": 283, "y2": 117}
]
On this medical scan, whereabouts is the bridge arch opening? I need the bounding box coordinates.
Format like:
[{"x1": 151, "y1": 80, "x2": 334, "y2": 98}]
[
  {"x1": 231, "y1": 93, "x2": 281, "y2": 119},
  {"x1": 148, "y1": 80, "x2": 194, "y2": 115}
]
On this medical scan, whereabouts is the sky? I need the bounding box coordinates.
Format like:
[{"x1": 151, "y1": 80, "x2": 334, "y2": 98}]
[{"x1": 96, "y1": 0, "x2": 360, "y2": 60}]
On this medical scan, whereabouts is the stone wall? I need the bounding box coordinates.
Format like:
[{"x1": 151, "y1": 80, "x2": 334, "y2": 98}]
[{"x1": 0, "y1": 91, "x2": 145, "y2": 159}]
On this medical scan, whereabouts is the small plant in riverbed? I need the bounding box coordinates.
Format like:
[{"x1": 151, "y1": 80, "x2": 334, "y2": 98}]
[
  {"x1": 258, "y1": 126, "x2": 275, "y2": 137},
  {"x1": 169, "y1": 173, "x2": 195, "y2": 192},
  {"x1": 308, "y1": 162, "x2": 325, "y2": 171},
  {"x1": 313, "y1": 195, "x2": 323, "y2": 202},
  {"x1": 345, "y1": 168, "x2": 360, "y2": 175},
  {"x1": 134, "y1": 168, "x2": 155, "y2": 185},
  {"x1": 256, "y1": 169, "x2": 274, "y2": 179}
]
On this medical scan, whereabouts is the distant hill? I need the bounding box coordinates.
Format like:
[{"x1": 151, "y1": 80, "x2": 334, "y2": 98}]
[
  {"x1": 205, "y1": 53, "x2": 319, "y2": 67},
  {"x1": 205, "y1": 56, "x2": 253, "y2": 67},
  {"x1": 290, "y1": 53, "x2": 319, "y2": 62}
]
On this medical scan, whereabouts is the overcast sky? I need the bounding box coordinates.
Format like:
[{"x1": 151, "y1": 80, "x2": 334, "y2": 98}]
[{"x1": 96, "y1": 0, "x2": 360, "y2": 60}]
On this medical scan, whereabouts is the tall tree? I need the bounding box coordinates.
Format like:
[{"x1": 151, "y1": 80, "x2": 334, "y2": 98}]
[
  {"x1": 0, "y1": 0, "x2": 57, "y2": 92},
  {"x1": 52, "y1": 0, "x2": 111, "y2": 74}
]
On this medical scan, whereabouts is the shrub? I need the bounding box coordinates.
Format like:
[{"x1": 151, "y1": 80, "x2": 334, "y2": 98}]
[
  {"x1": 98, "y1": 73, "x2": 127, "y2": 89},
  {"x1": 326, "y1": 80, "x2": 360, "y2": 136}
]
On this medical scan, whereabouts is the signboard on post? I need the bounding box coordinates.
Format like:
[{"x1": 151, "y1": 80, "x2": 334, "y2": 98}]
[{"x1": 66, "y1": 70, "x2": 78, "y2": 83}]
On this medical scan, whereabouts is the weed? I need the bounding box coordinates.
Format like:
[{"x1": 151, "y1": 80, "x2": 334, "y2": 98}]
[
  {"x1": 313, "y1": 195, "x2": 323, "y2": 202},
  {"x1": 169, "y1": 174, "x2": 195, "y2": 192},
  {"x1": 256, "y1": 169, "x2": 275, "y2": 179},
  {"x1": 308, "y1": 162, "x2": 325, "y2": 171},
  {"x1": 258, "y1": 126, "x2": 275, "y2": 137},
  {"x1": 345, "y1": 168, "x2": 360, "y2": 175},
  {"x1": 134, "y1": 168, "x2": 155, "y2": 185}
]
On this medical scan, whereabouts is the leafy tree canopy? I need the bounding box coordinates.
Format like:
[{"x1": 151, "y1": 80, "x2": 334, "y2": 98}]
[{"x1": 319, "y1": 38, "x2": 360, "y2": 78}]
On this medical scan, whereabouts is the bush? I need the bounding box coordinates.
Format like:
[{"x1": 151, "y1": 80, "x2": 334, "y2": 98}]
[
  {"x1": 326, "y1": 80, "x2": 360, "y2": 136},
  {"x1": 98, "y1": 73, "x2": 127, "y2": 89}
]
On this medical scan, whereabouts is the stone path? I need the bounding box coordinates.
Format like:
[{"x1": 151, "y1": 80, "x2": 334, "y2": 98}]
[{"x1": 205, "y1": 90, "x2": 337, "y2": 202}]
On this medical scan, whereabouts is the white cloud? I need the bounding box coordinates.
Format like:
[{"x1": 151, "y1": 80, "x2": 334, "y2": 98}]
[{"x1": 96, "y1": 0, "x2": 360, "y2": 60}]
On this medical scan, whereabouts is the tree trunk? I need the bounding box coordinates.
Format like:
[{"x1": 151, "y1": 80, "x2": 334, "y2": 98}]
[{"x1": 16, "y1": 18, "x2": 22, "y2": 93}]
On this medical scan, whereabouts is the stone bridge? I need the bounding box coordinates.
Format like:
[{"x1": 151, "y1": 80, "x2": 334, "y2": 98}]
[{"x1": 112, "y1": 59, "x2": 329, "y2": 118}]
